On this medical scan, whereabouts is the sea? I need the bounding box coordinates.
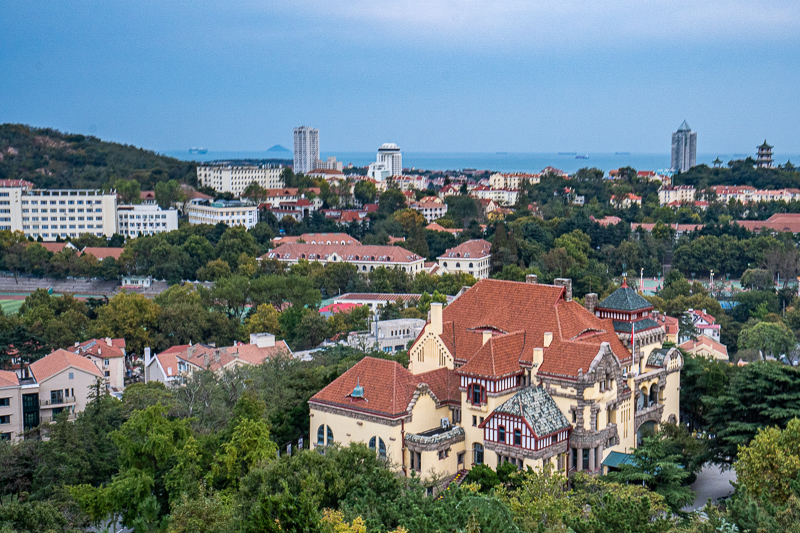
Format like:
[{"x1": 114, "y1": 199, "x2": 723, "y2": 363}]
[{"x1": 163, "y1": 151, "x2": 798, "y2": 174}]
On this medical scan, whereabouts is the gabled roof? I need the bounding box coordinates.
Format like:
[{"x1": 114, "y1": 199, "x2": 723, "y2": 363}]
[
  {"x1": 432, "y1": 279, "x2": 631, "y2": 379},
  {"x1": 438, "y1": 239, "x2": 492, "y2": 260},
  {"x1": 487, "y1": 386, "x2": 571, "y2": 437},
  {"x1": 263, "y1": 243, "x2": 422, "y2": 263},
  {"x1": 69, "y1": 338, "x2": 125, "y2": 359},
  {"x1": 417, "y1": 367, "x2": 460, "y2": 405},
  {"x1": 82, "y1": 247, "x2": 124, "y2": 261},
  {"x1": 0, "y1": 370, "x2": 19, "y2": 388},
  {"x1": 310, "y1": 357, "x2": 421, "y2": 418},
  {"x1": 679, "y1": 335, "x2": 728, "y2": 358},
  {"x1": 596, "y1": 286, "x2": 652, "y2": 312},
  {"x1": 457, "y1": 331, "x2": 526, "y2": 379},
  {"x1": 30, "y1": 349, "x2": 104, "y2": 381}
]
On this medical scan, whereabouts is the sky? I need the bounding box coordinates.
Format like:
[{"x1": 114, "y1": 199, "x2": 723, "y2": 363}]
[{"x1": 1, "y1": 1, "x2": 799, "y2": 154}]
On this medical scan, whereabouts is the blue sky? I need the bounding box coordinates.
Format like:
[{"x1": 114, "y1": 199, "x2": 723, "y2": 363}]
[{"x1": 1, "y1": 1, "x2": 799, "y2": 154}]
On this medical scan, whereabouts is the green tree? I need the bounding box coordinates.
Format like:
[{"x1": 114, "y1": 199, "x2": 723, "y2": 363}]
[
  {"x1": 216, "y1": 226, "x2": 258, "y2": 271},
  {"x1": 115, "y1": 178, "x2": 142, "y2": 204},
  {"x1": 353, "y1": 180, "x2": 377, "y2": 206},
  {"x1": 735, "y1": 418, "x2": 800, "y2": 504},
  {"x1": 244, "y1": 304, "x2": 280, "y2": 336},
  {"x1": 91, "y1": 291, "x2": 161, "y2": 354},
  {"x1": 378, "y1": 189, "x2": 407, "y2": 215},
  {"x1": 154, "y1": 179, "x2": 185, "y2": 209},
  {"x1": 738, "y1": 321, "x2": 796, "y2": 358}
]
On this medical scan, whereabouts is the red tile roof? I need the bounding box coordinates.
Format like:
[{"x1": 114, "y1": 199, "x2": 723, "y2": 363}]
[
  {"x1": 417, "y1": 367, "x2": 460, "y2": 405},
  {"x1": 425, "y1": 222, "x2": 462, "y2": 234},
  {"x1": 336, "y1": 293, "x2": 421, "y2": 303},
  {"x1": 0, "y1": 370, "x2": 18, "y2": 388},
  {"x1": 679, "y1": 335, "x2": 728, "y2": 357},
  {"x1": 264, "y1": 243, "x2": 422, "y2": 263},
  {"x1": 736, "y1": 214, "x2": 800, "y2": 234},
  {"x1": 320, "y1": 302, "x2": 362, "y2": 314},
  {"x1": 69, "y1": 338, "x2": 125, "y2": 359},
  {"x1": 274, "y1": 233, "x2": 360, "y2": 246},
  {"x1": 439, "y1": 239, "x2": 491, "y2": 260},
  {"x1": 30, "y1": 349, "x2": 104, "y2": 381},
  {"x1": 36, "y1": 242, "x2": 71, "y2": 254},
  {"x1": 433, "y1": 279, "x2": 631, "y2": 379},
  {"x1": 458, "y1": 330, "x2": 527, "y2": 379},
  {"x1": 82, "y1": 247, "x2": 124, "y2": 260},
  {"x1": 0, "y1": 179, "x2": 34, "y2": 188}
]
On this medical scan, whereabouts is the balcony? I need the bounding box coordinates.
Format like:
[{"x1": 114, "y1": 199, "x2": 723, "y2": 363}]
[
  {"x1": 40, "y1": 396, "x2": 76, "y2": 408},
  {"x1": 635, "y1": 403, "x2": 664, "y2": 430},
  {"x1": 405, "y1": 425, "x2": 465, "y2": 452},
  {"x1": 40, "y1": 412, "x2": 77, "y2": 423}
]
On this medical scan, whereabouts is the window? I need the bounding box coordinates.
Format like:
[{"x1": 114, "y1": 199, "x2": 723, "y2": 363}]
[
  {"x1": 68, "y1": 372, "x2": 74, "y2": 380},
  {"x1": 369, "y1": 437, "x2": 387, "y2": 458},
  {"x1": 498, "y1": 425, "x2": 506, "y2": 443},
  {"x1": 514, "y1": 429, "x2": 522, "y2": 446},
  {"x1": 0, "y1": 398, "x2": 8, "y2": 407},
  {"x1": 104, "y1": 371, "x2": 110, "y2": 377},
  {"x1": 474, "y1": 443, "x2": 484, "y2": 465},
  {"x1": 317, "y1": 424, "x2": 325, "y2": 445},
  {"x1": 327, "y1": 425, "x2": 334, "y2": 445},
  {"x1": 0, "y1": 433, "x2": 10, "y2": 441},
  {"x1": 0, "y1": 415, "x2": 9, "y2": 425},
  {"x1": 410, "y1": 451, "x2": 422, "y2": 471},
  {"x1": 457, "y1": 452, "x2": 465, "y2": 465},
  {"x1": 472, "y1": 415, "x2": 477, "y2": 427},
  {"x1": 468, "y1": 383, "x2": 486, "y2": 405}
]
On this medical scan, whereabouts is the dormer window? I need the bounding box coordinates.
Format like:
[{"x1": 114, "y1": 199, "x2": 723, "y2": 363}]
[{"x1": 468, "y1": 383, "x2": 486, "y2": 405}]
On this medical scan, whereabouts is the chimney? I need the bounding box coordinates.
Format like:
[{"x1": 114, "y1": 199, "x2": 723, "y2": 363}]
[
  {"x1": 482, "y1": 330, "x2": 492, "y2": 346},
  {"x1": 214, "y1": 349, "x2": 221, "y2": 364},
  {"x1": 544, "y1": 332, "x2": 553, "y2": 347},
  {"x1": 553, "y1": 278, "x2": 572, "y2": 301},
  {"x1": 585, "y1": 293, "x2": 598, "y2": 314},
  {"x1": 144, "y1": 347, "x2": 151, "y2": 364},
  {"x1": 203, "y1": 352, "x2": 210, "y2": 368},
  {"x1": 105, "y1": 337, "x2": 112, "y2": 346},
  {"x1": 533, "y1": 347, "x2": 544, "y2": 368},
  {"x1": 98, "y1": 348, "x2": 102, "y2": 355},
  {"x1": 430, "y1": 302, "x2": 443, "y2": 335},
  {"x1": 525, "y1": 274, "x2": 538, "y2": 284},
  {"x1": 188, "y1": 346, "x2": 196, "y2": 358},
  {"x1": 74, "y1": 342, "x2": 80, "y2": 347}
]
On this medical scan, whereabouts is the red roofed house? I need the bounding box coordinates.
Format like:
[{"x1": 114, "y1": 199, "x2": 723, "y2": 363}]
[
  {"x1": 610, "y1": 193, "x2": 642, "y2": 208},
  {"x1": 273, "y1": 233, "x2": 360, "y2": 246},
  {"x1": 310, "y1": 278, "x2": 681, "y2": 479},
  {"x1": 81, "y1": 247, "x2": 125, "y2": 261},
  {"x1": 679, "y1": 335, "x2": 728, "y2": 362},
  {"x1": 437, "y1": 239, "x2": 492, "y2": 279},
  {"x1": 67, "y1": 338, "x2": 127, "y2": 392},
  {"x1": 320, "y1": 302, "x2": 362, "y2": 317},
  {"x1": 262, "y1": 243, "x2": 426, "y2": 276},
  {"x1": 685, "y1": 309, "x2": 721, "y2": 343},
  {"x1": 144, "y1": 333, "x2": 292, "y2": 386},
  {"x1": 425, "y1": 222, "x2": 463, "y2": 236},
  {"x1": 410, "y1": 198, "x2": 448, "y2": 223}
]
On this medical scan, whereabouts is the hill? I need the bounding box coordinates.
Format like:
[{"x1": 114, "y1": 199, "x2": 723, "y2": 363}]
[
  {"x1": 266, "y1": 144, "x2": 291, "y2": 153},
  {"x1": 0, "y1": 123, "x2": 198, "y2": 190}
]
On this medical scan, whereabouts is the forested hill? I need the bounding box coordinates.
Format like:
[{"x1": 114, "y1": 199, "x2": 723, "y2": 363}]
[{"x1": 0, "y1": 123, "x2": 197, "y2": 190}]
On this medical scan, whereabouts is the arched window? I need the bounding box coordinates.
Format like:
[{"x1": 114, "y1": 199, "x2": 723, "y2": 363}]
[
  {"x1": 327, "y1": 426, "x2": 334, "y2": 444},
  {"x1": 474, "y1": 443, "x2": 484, "y2": 465},
  {"x1": 514, "y1": 429, "x2": 522, "y2": 446},
  {"x1": 369, "y1": 436, "x2": 376, "y2": 450},
  {"x1": 317, "y1": 424, "x2": 325, "y2": 445},
  {"x1": 469, "y1": 263, "x2": 473, "y2": 268},
  {"x1": 378, "y1": 438, "x2": 386, "y2": 458},
  {"x1": 456, "y1": 262, "x2": 461, "y2": 268},
  {"x1": 468, "y1": 383, "x2": 486, "y2": 405},
  {"x1": 498, "y1": 425, "x2": 506, "y2": 443}
]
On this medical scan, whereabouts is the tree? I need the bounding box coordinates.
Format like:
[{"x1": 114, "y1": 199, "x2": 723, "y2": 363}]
[
  {"x1": 210, "y1": 275, "x2": 250, "y2": 319},
  {"x1": 741, "y1": 268, "x2": 774, "y2": 291},
  {"x1": 115, "y1": 178, "x2": 142, "y2": 204},
  {"x1": 196, "y1": 258, "x2": 232, "y2": 281},
  {"x1": 735, "y1": 418, "x2": 800, "y2": 504},
  {"x1": 378, "y1": 189, "x2": 407, "y2": 215},
  {"x1": 154, "y1": 284, "x2": 211, "y2": 347},
  {"x1": 241, "y1": 181, "x2": 268, "y2": 204},
  {"x1": 606, "y1": 433, "x2": 694, "y2": 512},
  {"x1": 738, "y1": 321, "x2": 796, "y2": 358},
  {"x1": 154, "y1": 179, "x2": 184, "y2": 209},
  {"x1": 91, "y1": 291, "x2": 161, "y2": 354},
  {"x1": 216, "y1": 226, "x2": 258, "y2": 271},
  {"x1": 353, "y1": 180, "x2": 377, "y2": 206},
  {"x1": 245, "y1": 304, "x2": 280, "y2": 336}
]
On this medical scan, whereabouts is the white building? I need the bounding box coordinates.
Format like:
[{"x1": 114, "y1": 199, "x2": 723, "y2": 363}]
[
  {"x1": 368, "y1": 143, "x2": 402, "y2": 181},
  {"x1": 263, "y1": 243, "x2": 426, "y2": 275},
  {"x1": 410, "y1": 198, "x2": 448, "y2": 223},
  {"x1": 0, "y1": 180, "x2": 118, "y2": 241},
  {"x1": 186, "y1": 199, "x2": 258, "y2": 229},
  {"x1": 315, "y1": 156, "x2": 344, "y2": 172},
  {"x1": 437, "y1": 239, "x2": 492, "y2": 279},
  {"x1": 117, "y1": 204, "x2": 179, "y2": 238},
  {"x1": 470, "y1": 185, "x2": 519, "y2": 207},
  {"x1": 489, "y1": 172, "x2": 542, "y2": 191},
  {"x1": 196, "y1": 163, "x2": 284, "y2": 196},
  {"x1": 671, "y1": 121, "x2": 697, "y2": 172},
  {"x1": 658, "y1": 185, "x2": 696, "y2": 206},
  {"x1": 294, "y1": 126, "x2": 320, "y2": 175},
  {"x1": 346, "y1": 318, "x2": 426, "y2": 353}
]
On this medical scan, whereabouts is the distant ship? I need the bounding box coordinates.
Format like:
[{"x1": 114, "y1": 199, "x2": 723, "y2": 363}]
[
  {"x1": 558, "y1": 152, "x2": 577, "y2": 156},
  {"x1": 615, "y1": 152, "x2": 630, "y2": 155},
  {"x1": 496, "y1": 151, "x2": 508, "y2": 155},
  {"x1": 575, "y1": 154, "x2": 589, "y2": 159},
  {"x1": 189, "y1": 147, "x2": 208, "y2": 154}
]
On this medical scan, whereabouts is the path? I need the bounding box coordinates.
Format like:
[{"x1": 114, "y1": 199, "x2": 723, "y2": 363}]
[{"x1": 683, "y1": 464, "x2": 737, "y2": 512}]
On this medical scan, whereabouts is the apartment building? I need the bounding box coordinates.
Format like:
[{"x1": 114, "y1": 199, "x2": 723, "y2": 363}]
[
  {"x1": 67, "y1": 338, "x2": 126, "y2": 392},
  {"x1": 437, "y1": 239, "x2": 492, "y2": 280},
  {"x1": 261, "y1": 188, "x2": 323, "y2": 209},
  {"x1": 262, "y1": 243, "x2": 426, "y2": 275},
  {"x1": 186, "y1": 199, "x2": 258, "y2": 229},
  {"x1": 117, "y1": 204, "x2": 179, "y2": 238},
  {"x1": 1, "y1": 350, "x2": 105, "y2": 441},
  {"x1": 489, "y1": 173, "x2": 541, "y2": 190},
  {"x1": 144, "y1": 334, "x2": 291, "y2": 385},
  {"x1": 470, "y1": 185, "x2": 519, "y2": 207},
  {"x1": 410, "y1": 197, "x2": 448, "y2": 223},
  {"x1": 0, "y1": 180, "x2": 117, "y2": 241},
  {"x1": 310, "y1": 278, "x2": 681, "y2": 478},
  {"x1": 294, "y1": 127, "x2": 320, "y2": 174},
  {"x1": 346, "y1": 318, "x2": 426, "y2": 353},
  {"x1": 658, "y1": 185, "x2": 696, "y2": 206},
  {"x1": 196, "y1": 163, "x2": 284, "y2": 196}
]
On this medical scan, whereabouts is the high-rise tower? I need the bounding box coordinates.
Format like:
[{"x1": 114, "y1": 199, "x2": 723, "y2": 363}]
[
  {"x1": 671, "y1": 121, "x2": 697, "y2": 172},
  {"x1": 293, "y1": 126, "x2": 319, "y2": 174}
]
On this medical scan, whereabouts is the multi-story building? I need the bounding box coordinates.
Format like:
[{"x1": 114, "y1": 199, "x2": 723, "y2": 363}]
[
  {"x1": 144, "y1": 334, "x2": 291, "y2": 385},
  {"x1": 309, "y1": 278, "x2": 681, "y2": 478},
  {"x1": 346, "y1": 318, "x2": 426, "y2": 353},
  {"x1": 315, "y1": 156, "x2": 344, "y2": 172},
  {"x1": 1, "y1": 349, "x2": 106, "y2": 441},
  {"x1": 757, "y1": 140, "x2": 774, "y2": 169},
  {"x1": 196, "y1": 163, "x2": 284, "y2": 196},
  {"x1": 470, "y1": 186, "x2": 519, "y2": 207},
  {"x1": 333, "y1": 293, "x2": 428, "y2": 312},
  {"x1": 671, "y1": 121, "x2": 697, "y2": 172},
  {"x1": 610, "y1": 193, "x2": 642, "y2": 208},
  {"x1": 685, "y1": 309, "x2": 721, "y2": 343},
  {"x1": 117, "y1": 204, "x2": 179, "y2": 238},
  {"x1": 186, "y1": 199, "x2": 258, "y2": 229},
  {"x1": 658, "y1": 185, "x2": 696, "y2": 206},
  {"x1": 261, "y1": 187, "x2": 323, "y2": 210},
  {"x1": 67, "y1": 338, "x2": 126, "y2": 393},
  {"x1": 0, "y1": 181, "x2": 117, "y2": 241},
  {"x1": 294, "y1": 126, "x2": 320, "y2": 174},
  {"x1": 489, "y1": 173, "x2": 541, "y2": 190},
  {"x1": 437, "y1": 239, "x2": 492, "y2": 280},
  {"x1": 410, "y1": 198, "x2": 448, "y2": 223},
  {"x1": 273, "y1": 233, "x2": 360, "y2": 246},
  {"x1": 368, "y1": 143, "x2": 402, "y2": 181},
  {"x1": 262, "y1": 243, "x2": 426, "y2": 275}
]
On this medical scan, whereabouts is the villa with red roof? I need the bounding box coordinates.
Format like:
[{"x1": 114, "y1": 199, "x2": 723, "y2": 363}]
[
  {"x1": 67, "y1": 337, "x2": 126, "y2": 392},
  {"x1": 437, "y1": 239, "x2": 492, "y2": 279},
  {"x1": 310, "y1": 277, "x2": 681, "y2": 479},
  {"x1": 262, "y1": 243, "x2": 426, "y2": 276},
  {"x1": 685, "y1": 308, "x2": 721, "y2": 343}
]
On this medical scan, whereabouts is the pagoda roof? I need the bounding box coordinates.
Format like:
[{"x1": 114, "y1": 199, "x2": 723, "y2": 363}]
[
  {"x1": 597, "y1": 286, "x2": 652, "y2": 312},
  {"x1": 759, "y1": 140, "x2": 773, "y2": 149}
]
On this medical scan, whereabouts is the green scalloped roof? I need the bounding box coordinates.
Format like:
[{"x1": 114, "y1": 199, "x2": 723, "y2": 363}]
[{"x1": 597, "y1": 286, "x2": 652, "y2": 312}]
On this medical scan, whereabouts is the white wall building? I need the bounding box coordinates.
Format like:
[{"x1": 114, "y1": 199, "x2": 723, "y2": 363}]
[
  {"x1": 437, "y1": 239, "x2": 492, "y2": 279},
  {"x1": 346, "y1": 318, "x2": 426, "y2": 353},
  {"x1": 186, "y1": 199, "x2": 258, "y2": 229},
  {"x1": 0, "y1": 180, "x2": 118, "y2": 241},
  {"x1": 368, "y1": 143, "x2": 402, "y2": 180},
  {"x1": 315, "y1": 156, "x2": 344, "y2": 172},
  {"x1": 196, "y1": 163, "x2": 284, "y2": 196},
  {"x1": 294, "y1": 126, "x2": 320, "y2": 174},
  {"x1": 410, "y1": 199, "x2": 448, "y2": 223},
  {"x1": 263, "y1": 243, "x2": 426, "y2": 275},
  {"x1": 658, "y1": 185, "x2": 696, "y2": 206},
  {"x1": 117, "y1": 204, "x2": 178, "y2": 238}
]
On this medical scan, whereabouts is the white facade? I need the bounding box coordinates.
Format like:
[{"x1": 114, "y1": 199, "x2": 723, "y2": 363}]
[
  {"x1": 117, "y1": 204, "x2": 179, "y2": 238},
  {"x1": 186, "y1": 200, "x2": 258, "y2": 229},
  {"x1": 347, "y1": 318, "x2": 426, "y2": 353},
  {"x1": 410, "y1": 201, "x2": 448, "y2": 223},
  {"x1": 368, "y1": 143, "x2": 402, "y2": 180},
  {"x1": 658, "y1": 185, "x2": 696, "y2": 206},
  {"x1": 294, "y1": 126, "x2": 320, "y2": 174},
  {"x1": 196, "y1": 164, "x2": 283, "y2": 196},
  {"x1": 0, "y1": 184, "x2": 117, "y2": 241},
  {"x1": 315, "y1": 156, "x2": 344, "y2": 172}
]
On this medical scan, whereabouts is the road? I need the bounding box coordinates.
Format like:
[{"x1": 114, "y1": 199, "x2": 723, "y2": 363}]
[{"x1": 683, "y1": 464, "x2": 737, "y2": 512}]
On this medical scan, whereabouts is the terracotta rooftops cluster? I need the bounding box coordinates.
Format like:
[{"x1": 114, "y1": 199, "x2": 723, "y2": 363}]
[{"x1": 263, "y1": 243, "x2": 422, "y2": 263}]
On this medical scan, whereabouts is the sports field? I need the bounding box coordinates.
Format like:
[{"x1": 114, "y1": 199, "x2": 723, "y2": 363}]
[{"x1": 0, "y1": 299, "x2": 24, "y2": 314}]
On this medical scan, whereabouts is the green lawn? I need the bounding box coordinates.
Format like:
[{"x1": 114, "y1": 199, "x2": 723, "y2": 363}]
[{"x1": 0, "y1": 299, "x2": 24, "y2": 315}]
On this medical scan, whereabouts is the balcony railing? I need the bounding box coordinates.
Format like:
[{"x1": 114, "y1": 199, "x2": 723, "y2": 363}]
[
  {"x1": 40, "y1": 412, "x2": 77, "y2": 423},
  {"x1": 40, "y1": 396, "x2": 76, "y2": 407}
]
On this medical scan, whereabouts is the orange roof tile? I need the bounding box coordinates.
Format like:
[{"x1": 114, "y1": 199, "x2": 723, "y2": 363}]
[
  {"x1": 0, "y1": 370, "x2": 18, "y2": 388},
  {"x1": 679, "y1": 335, "x2": 728, "y2": 357},
  {"x1": 439, "y1": 239, "x2": 491, "y2": 260},
  {"x1": 69, "y1": 338, "x2": 125, "y2": 359},
  {"x1": 264, "y1": 243, "x2": 422, "y2": 263},
  {"x1": 82, "y1": 247, "x2": 124, "y2": 260},
  {"x1": 30, "y1": 349, "x2": 104, "y2": 381}
]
